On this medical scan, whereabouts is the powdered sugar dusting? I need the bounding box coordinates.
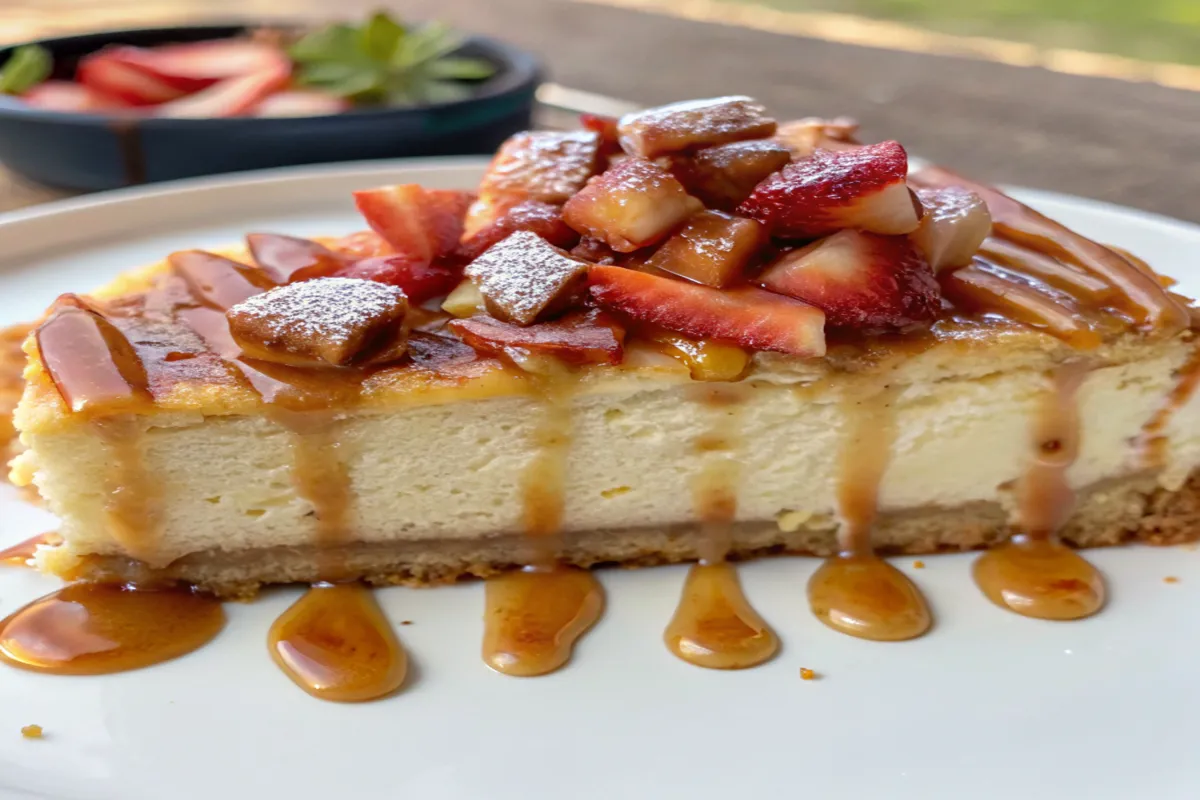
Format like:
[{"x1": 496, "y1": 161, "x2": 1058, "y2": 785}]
[{"x1": 230, "y1": 278, "x2": 406, "y2": 348}]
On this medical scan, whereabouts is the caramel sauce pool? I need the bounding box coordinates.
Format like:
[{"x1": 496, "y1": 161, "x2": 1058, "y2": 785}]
[
  {"x1": 809, "y1": 387, "x2": 932, "y2": 641},
  {"x1": 269, "y1": 583, "x2": 407, "y2": 702},
  {"x1": 664, "y1": 562, "x2": 778, "y2": 668},
  {"x1": 0, "y1": 584, "x2": 225, "y2": 675},
  {"x1": 482, "y1": 566, "x2": 603, "y2": 677},
  {"x1": 973, "y1": 364, "x2": 1105, "y2": 620}
]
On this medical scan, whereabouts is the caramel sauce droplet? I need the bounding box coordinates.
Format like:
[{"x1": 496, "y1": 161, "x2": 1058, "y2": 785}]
[
  {"x1": 664, "y1": 562, "x2": 778, "y2": 668},
  {"x1": 808, "y1": 554, "x2": 932, "y2": 641},
  {"x1": 0, "y1": 584, "x2": 225, "y2": 675},
  {"x1": 268, "y1": 583, "x2": 406, "y2": 702},
  {"x1": 0, "y1": 532, "x2": 61, "y2": 567},
  {"x1": 973, "y1": 536, "x2": 1104, "y2": 620},
  {"x1": 974, "y1": 364, "x2": 1105, "y2": 619},
  {"x1": 482, "y1": 566, "x2": 603, "y2": 677},
  {"x1": 810, "y1": 387, "x2": 932, "y2": 641},
  {"x1": 665, "y1": 386, "x2": 778, "y2": 668}
]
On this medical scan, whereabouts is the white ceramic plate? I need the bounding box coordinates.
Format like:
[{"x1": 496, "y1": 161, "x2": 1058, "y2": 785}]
[{"x1": 2, "y1": 159, "x2": 1199, "y2": 800}]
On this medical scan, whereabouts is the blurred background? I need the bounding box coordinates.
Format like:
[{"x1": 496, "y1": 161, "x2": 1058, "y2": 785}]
[{"x1": 2, "y1": 0, "x2": 1198, "y2": 219}]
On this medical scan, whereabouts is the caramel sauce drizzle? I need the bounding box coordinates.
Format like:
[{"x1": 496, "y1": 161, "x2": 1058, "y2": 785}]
[
  {"x1": 665, "y1": 384, "x2": 779, "y2": 669},
  {"x1": 1138, "y1": 347, "x2": 1200, "y2": 471},
  {"x1": 482, "y1": 566, "x2": 603, "y2": 676},
  {"x1": 269, "y1": 582, "x2": 406, "y2": 702},
  {"x1": 807, "y1": 387, "x2": 932, "y2": 641},
  {"x1": 912, "y1": 166, "x2": 1189, "y2": 335},
  {"x1": 0, "y1": 583, "x2": 225, "y2": 675},
  {"x1": 482, "y1": 362, "x2": 604, "y2": 677},
  {"x1": 973, "y1": 364, "x2": 1106, "y2": 620},
  {"x1": 0, "y1": 532, "x2": 60, "y2": 567}
]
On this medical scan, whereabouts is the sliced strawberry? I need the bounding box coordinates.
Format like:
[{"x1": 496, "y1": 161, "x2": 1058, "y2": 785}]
[
  {"x1": 77, "y1": 49, "x2": 187, "y2": 105},
  {"x1": 119, "y1": 40, "x2": 290, "y2": 92},
  {"x1": 330, "y1": 231, "x2": 394, "y2": 260},
  {"x1": 334, "y1": 255, "x2": 460, "y2": 304},
  {"x1": 563, "y1": 158, "x2": 701, "y2": 252},
  {"x1": 910, "y1": 187, "x2": 992, "y2": 271},
  {"x1": 251, "y1": 89, "x2": 350, "y2": 117},
  {"x1": 448, "y1": 309, "x2": 625, "y2": 366},
  {"x1": 758, "y1": 230, "x2": 939, "y2": 328},
  {"x1": 155, "y1": 63, "x2": 290, "y2": 118},
  {"x1": 456, "y1": 200, "x2": 579, "y2": 262},
  {"x1": 246, "y1": 233, "x2": 347, "y2": 283},
  {"x1": 20, "y1": 81, "x2": 128, "y2": 113},
  {"x1": 738, "y1": 141, "x2": 920, "y2": 238},
  {"x1": 580, "y1": 113, "x2": 619, "y2": 146},
  {"x1": 354, "y1": 185, "x2": 474, "y2": 264},
  {"x1": 589, "y1": 265, "x2": 825, "y2": 356}
]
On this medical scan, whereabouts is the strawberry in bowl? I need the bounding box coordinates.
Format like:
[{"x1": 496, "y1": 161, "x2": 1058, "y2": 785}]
[{"x1": 0, "y1": 15, "x2": 539, "y2": 190}]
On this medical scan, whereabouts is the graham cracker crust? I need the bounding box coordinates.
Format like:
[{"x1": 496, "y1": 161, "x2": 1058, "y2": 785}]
[{"x1": 40, "y1": 471, "x2": 1200, "y2": 599}]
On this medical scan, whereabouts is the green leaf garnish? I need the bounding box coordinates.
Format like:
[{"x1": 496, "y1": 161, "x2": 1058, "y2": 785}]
[
  {"x1": 0, "y1": 45, "x2": 52, "y2": 95},
  {"x1": 290, "y1": 11, "x2": 496, "y2": 108}
]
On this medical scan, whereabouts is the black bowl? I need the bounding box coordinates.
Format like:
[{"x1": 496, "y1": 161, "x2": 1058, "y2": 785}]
[{"x1": 0, "y1": 24, "x2": 540, "y2": 191}]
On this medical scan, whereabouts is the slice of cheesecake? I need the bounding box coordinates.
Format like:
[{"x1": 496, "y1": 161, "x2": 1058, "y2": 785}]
[{"x1": 8, "y1": 97, "x2": 1200, "y2": 598}]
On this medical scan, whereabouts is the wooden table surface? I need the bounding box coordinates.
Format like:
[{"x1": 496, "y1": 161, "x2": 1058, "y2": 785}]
[{"x1": 2, "y1": 0, "x2": 1199, "y2": 222}]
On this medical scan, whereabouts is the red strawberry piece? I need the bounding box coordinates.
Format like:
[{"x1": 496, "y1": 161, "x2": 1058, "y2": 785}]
[
  {"x1": 118, "y1": 40, "x2": 290, "y2": 92},
  {"x1": 449, "y1": 308, "x2": 626, "y2": 366},
  {"x1": 589, "y1": 265, "x2": 825, "y2": 356},
  {"x1": 330, "y1": 231, "x2": 394, "y2": 260},
  {"x1": 155, "y1": 63, "x2": 291, "y2": 118},
  {"x1": 456, "y1": 200, "x2": 580, "y2": 262},
  {"x1": 251, "y1": 89, "x2": 350, "y2": 117},
  {"x1": 334, "y1": 256, "x2": 460, "y2": 305},
  {"x1": 20, "y1": 81, "x2": 128, "y2": 113},
  {"x1": 354, "y1": 185, "x2": 475, "y2": 263},
  {"x1": 737, "y1": 141, "x2": 921, "y2": 238},
  {"x1": 580, "y1": 113, "x2": 620, "y2": 146},
  {"x1": 758, "y1": 230, "x2": 940, "y2": 328},
  {"x1": 77, "y1": 49, "x2": 187, "y2": 106},
  {"x1": 246, "y1": 233, "x2": 347, "y2": 284}
]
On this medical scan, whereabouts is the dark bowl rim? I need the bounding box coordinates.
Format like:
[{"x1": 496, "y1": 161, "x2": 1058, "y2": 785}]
[{"x1": 0, "y1": 21, "x2": 542, "y2": 126}]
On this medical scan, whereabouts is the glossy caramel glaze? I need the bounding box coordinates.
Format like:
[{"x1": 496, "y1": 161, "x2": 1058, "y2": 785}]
[
  {"x1": 809, "y1": 386, "x2": 932, "y2": 640},
  {"x1": 269, "y1": 582, "x2": 406, "y2": 702},
  {"x1": 93, "y1": 417, "x2": 164, "y2": 564},
  {"x1": 482, "y1": 566, "x2": 603, "y2": 677},
  {"x1": 973, "y1": 536, "x2": 1104, "y2": 620},
  {"x1": 0, "y1": 583, "x2": 225, "y2": 675},
  {"x1": 1139, "y1": 346, "x2": 1200, "y2": 470},
  {"x1": 664, "y1": 562, "x2": 778, "y2": 668},
  {"x1": 973, "y1": 364, "x2": 1105, "y2": 619},
  {"x1": 0, "y1": 532, "x2": 61, "y2": 567},
  {"x1": 808, "y1": 554, "x2": 932, "y2": 641}
]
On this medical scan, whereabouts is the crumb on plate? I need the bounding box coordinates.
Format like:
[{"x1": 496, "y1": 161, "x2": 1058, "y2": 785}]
[
  {"x1": 20, "y1": 725, "x2": 43, "y2": 739},
  {"x1": 1164, "y1": 576, "x2": 1180, "y2": 584},
  {"x1": 912, "y1": 560, "x2": 925, "y2": 569},
  {"x1": 799, "y1": 667, "x2": 817, "y2": 681}
]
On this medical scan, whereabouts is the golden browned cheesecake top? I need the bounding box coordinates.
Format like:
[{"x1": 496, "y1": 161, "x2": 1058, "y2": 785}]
[{"x1": 12, "y1": 96, "x2": 1196, "y2": 435}]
